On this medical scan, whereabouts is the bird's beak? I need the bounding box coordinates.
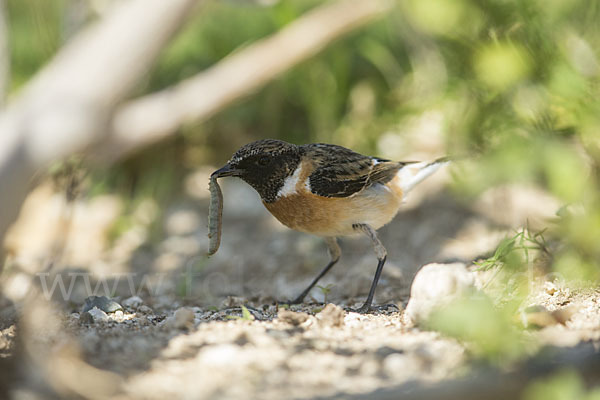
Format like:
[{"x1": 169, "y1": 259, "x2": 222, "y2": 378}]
[{"x1": 211, "y1": 164, "x2": 241, "y2": 178}]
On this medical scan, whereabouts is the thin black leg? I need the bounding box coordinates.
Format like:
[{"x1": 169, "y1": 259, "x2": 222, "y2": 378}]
[
  {"x1": 352, "y1": 223, "x2": 388, "y2": 314},
  {"x1": 356, "y1": 256, "x2": 386, "y2": 313},
  {"x1": 289, "y1": 237, "x2": 340, "y2": 304}
]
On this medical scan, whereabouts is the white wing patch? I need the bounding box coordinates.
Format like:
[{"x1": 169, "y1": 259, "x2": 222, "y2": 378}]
[
  {"x1": 276, "y1": 164, "x2": 303, "y2": 199},
  {"x1": 397, "y1": 159, "x2": 450, "y2": 193}
]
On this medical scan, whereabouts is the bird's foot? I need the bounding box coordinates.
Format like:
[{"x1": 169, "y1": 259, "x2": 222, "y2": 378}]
[
  {"x1": 279, "y1": 295, "x2": 306, "y2": 306},
  {"x1": 349, "y1": 303, "x2": 399, "y2": 314}
]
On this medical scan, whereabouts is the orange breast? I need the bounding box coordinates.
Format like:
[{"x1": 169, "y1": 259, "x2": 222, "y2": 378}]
[{"x1": 264, "y1": 174, "x2": 405, "y2": 237}]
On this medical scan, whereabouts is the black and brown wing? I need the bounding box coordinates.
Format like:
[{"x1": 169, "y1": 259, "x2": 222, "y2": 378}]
[{"x1": 300, "y1": 143, "x2": 403, "y2": 198}]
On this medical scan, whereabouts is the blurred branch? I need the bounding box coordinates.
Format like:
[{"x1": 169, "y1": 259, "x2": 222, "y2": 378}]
[
  {"x1": 0, "y1": 0, "x2": 197, "y2": 257},
  {"x1": 98, "y1": 0, "x2": 393, "y2": 161},
  {"x1": 0, "y1": 0, "x2": 8, "y2": 106},
  {"x1": 0, "y1": 0, "x2": 391, "y2": 260}
]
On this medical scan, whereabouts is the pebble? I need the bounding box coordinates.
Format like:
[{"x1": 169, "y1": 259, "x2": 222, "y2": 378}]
[
  {"x1": 316, "y1": 304, "x2": 345, "y2": 327},
  {"x1": 164, "y1": 307, "x2": 195, "y2": 330},
  {"x1": 521, "y1": 305, "x2": 578, "y2": 328},
  {"x1": 87, "y1": 307, "x2": 109, "y2": 323},
  {"x1": 79, "y1": 312, "x2": 94, "y2": 324},
  {"x1": 277, "y1": 308, "x2": 309, "y2": 326},
  {"x1": 405, "y1": 263, "x2": 475, "y2": 325},
  {"x1": 221, "y1": 296, "x2": 245, "y2": 308},
  {"x1": 82, "y1": 296, "x2": 123, "y2": 313},
  {"x1": 113, "y1": 310, "x2": 125, "y2": 321},
  {"x1": 138, "y1": 305, "x2": 154, "y2": 314},
  {"x1": 123, "y1": 296, "x2": 144, "y2": 308}
]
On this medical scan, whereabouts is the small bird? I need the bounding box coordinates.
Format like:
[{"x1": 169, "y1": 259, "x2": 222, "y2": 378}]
[{"x1": 212, "y1": 139, "x2": 450, "y2": 313}]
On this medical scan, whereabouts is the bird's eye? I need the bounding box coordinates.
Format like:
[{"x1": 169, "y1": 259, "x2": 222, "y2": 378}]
[{"x1": 258, "y1": 155, "x2": 271, "y2": 166}]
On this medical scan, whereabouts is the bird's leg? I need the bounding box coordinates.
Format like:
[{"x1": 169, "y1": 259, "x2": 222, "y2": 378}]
[
  {"x1": 352, "y1": 223, "x2": 387, "y2": 313},
  {"x1": 289, "y1": 237, "x2": 341, "y2": 304}
]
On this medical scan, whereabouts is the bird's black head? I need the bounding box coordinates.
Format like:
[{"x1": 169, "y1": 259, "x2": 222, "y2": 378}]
[{"x1": 212, "y1": 139, "x2": 302, "y2": 202}]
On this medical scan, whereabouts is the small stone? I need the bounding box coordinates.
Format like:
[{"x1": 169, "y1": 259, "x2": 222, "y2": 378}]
[
  {"x1": 87, "y1": 307, "x2": 109, "y2": 323},
  {"x1": 164, "y1": 307, "x2": 195, "y2": 330},
  {"x1": 138, "y1": 305, "x2": 153, "y2": 314},
  {"x1": 79, "y1": 312, "x2": 94, "y2": 324},
  {"x1": 405, "y1": 263, "x2": 475, "y2": 325},
  {"x1": 277, "y1": 308, "x2": 309, "y2": 326},
  {"x1": 82, "y1": 296, "x2": 123, "y2": 314},
  {"x1": 113, "y1": 310, "x2": 124, "y2": 321},
  {"x1": 544, "y1": 281, "x2": 558, "y2": 296},
  {"x1": 552, "y1": 306, "x2": 578, "y2": 325},
  {"x1": 221, "y1": 296, "x2": 245, "y2": 308},
  {"x1": 316, "y1": 304, "x2": 345, "y2": 327},
  {"x1": 122, "y1": 296, "x2": 144, "y2": 308},
  {"x1": 520, "y1": 305, "x2": 577, "y2": 328}
]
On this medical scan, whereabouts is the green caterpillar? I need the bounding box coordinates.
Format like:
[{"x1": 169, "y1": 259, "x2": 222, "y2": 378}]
[{"x1": 207, "y1": 176, "x2": 223, "y2": 255}]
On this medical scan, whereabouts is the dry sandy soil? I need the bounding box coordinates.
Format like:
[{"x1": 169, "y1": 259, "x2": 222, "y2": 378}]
[{"x1": 1, "y1": 167, "x2": 599, "y2": 399}]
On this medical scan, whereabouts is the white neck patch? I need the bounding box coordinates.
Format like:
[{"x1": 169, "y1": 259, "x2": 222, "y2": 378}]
[{"x1": 276, "y1": 164, "x2": 304, "y2": 199}]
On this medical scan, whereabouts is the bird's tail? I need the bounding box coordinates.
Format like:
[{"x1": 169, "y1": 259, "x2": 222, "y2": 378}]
[{"x1": 396, "y1": 156, "x2": 453, "y2": 194}]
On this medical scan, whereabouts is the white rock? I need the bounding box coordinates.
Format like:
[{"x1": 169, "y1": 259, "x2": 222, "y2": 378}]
[
  {"x1": 122, "y1": 296, "x2": 144, "y2": 308},
  {"x1": 405, "y1": 263, "x2": 475, "y2": 325},
  {"x1": 88, "y1": 307, "x2": 109, "y2": 323}
]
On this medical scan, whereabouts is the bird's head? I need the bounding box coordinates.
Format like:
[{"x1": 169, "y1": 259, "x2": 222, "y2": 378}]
[{"x1": 211, "y1": 139, "x2": 301, "y2": 202}]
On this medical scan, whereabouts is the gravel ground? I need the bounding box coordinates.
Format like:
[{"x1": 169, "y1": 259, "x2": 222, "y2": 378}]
[{"x1": 1, "y1": 168, "x2": 598, "y2": 399}]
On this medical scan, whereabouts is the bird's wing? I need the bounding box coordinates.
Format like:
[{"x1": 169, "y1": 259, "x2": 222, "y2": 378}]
[{"x1": 301, "y1": 143, "x2": 403, "y2": 198}]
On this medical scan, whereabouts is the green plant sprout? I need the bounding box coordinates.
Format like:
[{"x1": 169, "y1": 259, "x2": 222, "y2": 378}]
[
  {"x1": 225, "y1": 305, "x2": 255, "y2": 321},
  {"x1": 316, "y1": 283, "x2": 335, "y2": 304},
  {"x1": 475, "y1": 223, "x2": 550, "y2": 272}
]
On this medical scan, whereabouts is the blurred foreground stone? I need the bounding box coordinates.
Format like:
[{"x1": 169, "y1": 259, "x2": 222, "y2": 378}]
[{"x1": 405, "y1": 263, "x2": 475, "y2": 325}]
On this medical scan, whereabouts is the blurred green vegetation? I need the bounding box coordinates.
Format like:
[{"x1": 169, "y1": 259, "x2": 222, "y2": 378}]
[
  {"x1": 6, "y1": 0, "x2": 600, "y2": 380},
  {"x1": 524, "y1": 369, "x2": 600, "y2": 400}
]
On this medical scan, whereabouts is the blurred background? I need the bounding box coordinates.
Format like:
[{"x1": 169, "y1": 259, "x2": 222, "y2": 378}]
[
  {"x1": 1, "y1": 0, "x2": 600, "y2": 399},
  {"x1": 5, "y1": 0, "x2": 600, "y2": 288}
]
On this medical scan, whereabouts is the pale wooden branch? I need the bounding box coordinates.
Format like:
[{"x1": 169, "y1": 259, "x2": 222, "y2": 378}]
[
  {"x1": 0, "y1": 0, "x2": 9, "y2": 106},
  {"x1": 0, "y1": 0, "x2": 197, "y2": 254},
  {"x1": 97, "y1": 0, "x2": 393, "y2": 161},
  {"x1": 0, "y1": 0, "x2": 392, "y2": 259}
]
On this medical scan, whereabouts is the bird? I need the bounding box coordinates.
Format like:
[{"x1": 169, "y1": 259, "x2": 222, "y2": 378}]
[{"x1": 211, "y1": 139, "x2": 451, "y2": 313}]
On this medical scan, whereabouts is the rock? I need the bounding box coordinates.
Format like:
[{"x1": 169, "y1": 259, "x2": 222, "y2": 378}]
[
  {"x1": 552, "y1": 306, "x2": 578, "y2": 325},
  {"x1": 316, "y1": 304, "x2": 345, "y2": 327},
  {"x1": 521, "y1": 305, "x2": 578, "y2": 328},
  {"x1": 122, "y1": 296, "x2": 144, "y2": 308},
  {"x1": 221, "y1": 296, "x2": 245, "y2": 308},
  {"x1": 405, "y1": 263, "x2": 475, "y2": 325},
  {"x1": 277, "y1": 308, "x2": 309, "y2": 326},
  {"x1": 164, "y1": 307, "x2": 195, "y2": 330},
  {"x1": 82, "y1": 296, "x2": 123, "y2": 313},
  {"x1": 79, "y1": 311, "x2": 94, "y2": 324},
  {"x1": 0, "y1": 325, "x2": 16, "y2": 351},
  {"x1": 544, "y1": 281, "x2": 558, "y2": 295},
  {"x1": 113, "y1": 310, "x2": 125, "y2": 320},
  {"x1": 138, "y1": 305, "x2": 153, "y2": 314},
  {"x1": 87, "y1": 307, "x2": 109, "y2": 323}
]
